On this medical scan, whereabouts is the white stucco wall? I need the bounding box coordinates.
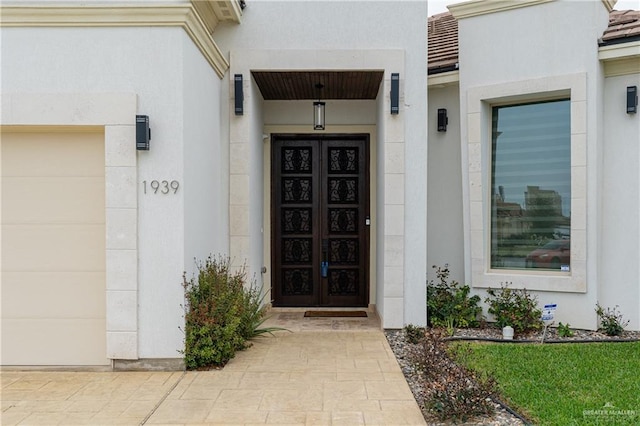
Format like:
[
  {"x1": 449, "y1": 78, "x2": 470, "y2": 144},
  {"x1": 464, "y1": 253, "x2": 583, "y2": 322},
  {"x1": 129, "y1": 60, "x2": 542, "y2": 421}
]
[
  {"x1": 182, "y1": 34, "x2": 227, "y2": 270},
  {"x1": 216, "y1": 0, "x2": 428, "y2": 327},
  {"x1": 263, "y1": 101, "x2": 377, "y2": 126},
  {"x1": 248, "y1": 77, "x2": 266, "y2": 289},
  {"x1": 375, "y1": 87, "x2": 387, "y2": 321},
  {"x1": 1, "y1": 26, "x2": 224, "y2": 358},
  {"x1": 10, "y1": 0, "x2": 187, "y2": 3},
  {"x1": 456, "y1": 0, "x2": 610, "y2": 329},
  {"x1": 457, "y1": 2, "x2": 609, "y2": 85},
  {"x1": 601, "y1": 73, "x2": 640, "y2": 331},
  {"x1": 427, "y1": 84, "x2": 464, "y2": 285}
]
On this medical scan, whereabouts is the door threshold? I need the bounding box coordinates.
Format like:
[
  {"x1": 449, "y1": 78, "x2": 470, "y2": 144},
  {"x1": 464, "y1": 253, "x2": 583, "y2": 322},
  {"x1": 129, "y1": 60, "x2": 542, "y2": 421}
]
[
  {"x1": 266, "y1": 303, "x2": 378, "y2": 315},
  {"x1": 266, "y1": 304, "x2": 377, "y2": 313},
  {"x1": 304, "y1": 310, "x2": 368, "y2": 318},
  {"x1": 262, "y1": 305, "x2": 381, "y2": 331}
]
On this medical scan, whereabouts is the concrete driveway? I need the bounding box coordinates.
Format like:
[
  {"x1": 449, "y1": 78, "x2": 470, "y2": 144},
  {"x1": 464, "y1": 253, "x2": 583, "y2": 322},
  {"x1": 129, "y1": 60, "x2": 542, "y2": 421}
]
[{"x1": 1, "y1": 310, "x2": 426, "y2": 425}]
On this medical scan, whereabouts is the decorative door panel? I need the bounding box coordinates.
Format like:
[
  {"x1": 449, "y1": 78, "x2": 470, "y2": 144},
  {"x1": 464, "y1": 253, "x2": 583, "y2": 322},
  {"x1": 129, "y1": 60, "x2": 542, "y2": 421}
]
[{"x1": 272, "y1": 135, "x2": 369, "y2": 307}]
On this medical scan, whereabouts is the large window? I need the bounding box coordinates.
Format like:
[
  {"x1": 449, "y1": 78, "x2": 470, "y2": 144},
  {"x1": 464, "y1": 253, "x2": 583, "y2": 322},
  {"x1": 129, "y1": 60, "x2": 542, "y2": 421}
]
[{"x1": 490, "y1": 99, "x2": 571, "y2": 271}]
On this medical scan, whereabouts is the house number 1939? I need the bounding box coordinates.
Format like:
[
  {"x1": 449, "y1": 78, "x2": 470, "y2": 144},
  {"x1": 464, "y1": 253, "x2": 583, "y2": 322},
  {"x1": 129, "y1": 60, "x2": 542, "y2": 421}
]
[{"x1": 143, "y1": 180, "x2": 180, "y2": 194}]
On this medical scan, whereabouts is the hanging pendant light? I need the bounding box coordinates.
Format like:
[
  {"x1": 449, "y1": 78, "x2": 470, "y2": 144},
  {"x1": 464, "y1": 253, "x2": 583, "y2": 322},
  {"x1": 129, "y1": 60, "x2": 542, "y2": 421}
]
[{"x1": 313, "y1": 83, "x2": 325, "y2": 131}]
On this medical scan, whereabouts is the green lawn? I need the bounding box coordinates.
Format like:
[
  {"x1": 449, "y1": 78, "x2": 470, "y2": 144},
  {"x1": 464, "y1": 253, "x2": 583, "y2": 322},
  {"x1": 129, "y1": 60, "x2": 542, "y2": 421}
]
[{"x1": 452, "y1": 342, "x2": 640, "y2": 425}]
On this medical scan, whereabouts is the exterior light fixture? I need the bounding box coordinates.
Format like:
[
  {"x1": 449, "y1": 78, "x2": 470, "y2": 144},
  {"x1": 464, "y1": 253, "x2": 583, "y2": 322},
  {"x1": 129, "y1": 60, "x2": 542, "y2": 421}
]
[
  {"x1": 136, "y1": 115, "x2": 150, "y2": 150},
  {"x1": 627, "y1": 86, "x2": 637, "y2": 114},
  {"x1": 234, "y1": 74, "x2": 243, "y2": 115},
  {"x1": 437, "y1": 108, "x2": 448, "y2": 132},
  {"x1": 314, "y1": 83, "x2": 325, "y2": 130},
  {"x1": 390, "y1": 73, "x2": 399, "y2": 114}
]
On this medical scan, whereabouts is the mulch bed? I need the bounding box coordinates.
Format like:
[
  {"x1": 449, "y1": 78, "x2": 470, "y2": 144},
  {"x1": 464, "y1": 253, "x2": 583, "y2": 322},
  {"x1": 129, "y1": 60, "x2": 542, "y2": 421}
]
[
  {"x1": 385, "y1": 326, "x2": 640, "y2": 425},
  {"x1": 449, "y1": 325, "x2": 640, "y2": 342}
]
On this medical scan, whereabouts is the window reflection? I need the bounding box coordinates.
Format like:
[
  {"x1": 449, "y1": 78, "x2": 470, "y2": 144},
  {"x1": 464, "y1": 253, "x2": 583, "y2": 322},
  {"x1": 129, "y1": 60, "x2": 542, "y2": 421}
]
[{"x1": 490, "y1": 99, "x2": 571, "y2": 271}]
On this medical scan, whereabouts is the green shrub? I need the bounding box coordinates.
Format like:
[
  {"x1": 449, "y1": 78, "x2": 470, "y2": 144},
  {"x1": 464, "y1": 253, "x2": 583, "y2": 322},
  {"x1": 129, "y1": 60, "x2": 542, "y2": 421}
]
[
  {"x1": 427, "y1": 265, "x2": 482, "y2": 329},
  {"x1": 181, "y1": 256, "x2": 274, "y2": 369},
  {"x1": 595, "y1": 303, "x2": 629, "y2": 336},
  {"x1": 485, "y1": 283, "x2": 542, "y2": 334}
]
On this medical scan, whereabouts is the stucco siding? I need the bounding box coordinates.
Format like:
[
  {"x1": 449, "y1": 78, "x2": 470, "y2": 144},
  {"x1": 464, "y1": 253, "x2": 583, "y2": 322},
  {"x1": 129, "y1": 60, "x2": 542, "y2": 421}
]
[
  {"x1": 216, "y1": 0, "x2": 428, "y2": 327},
  {"x1": 458, "y1": 2, "x2": 609, "y2": 87},
  {"x1": 248, "y1": 77, "x2": 266, "y2": 287},
  {"x1": 427, "y1": 85, "x2": 465, "y2": 285},
  {"x1": 263, "y1": 101, "x2": 377, "y2": 126},
  {"x1": 182, "y1": 34, "x2": 227, "y2": 272},
  {"x1": 456, "y1": 0, "x2": 611, "y2": 329},
  {"x1": 0, "y1": 25, "x2": 222, "y2": 358},
  {"x1": 601, "y1": 73, "x2": 640, "y2": 331}
]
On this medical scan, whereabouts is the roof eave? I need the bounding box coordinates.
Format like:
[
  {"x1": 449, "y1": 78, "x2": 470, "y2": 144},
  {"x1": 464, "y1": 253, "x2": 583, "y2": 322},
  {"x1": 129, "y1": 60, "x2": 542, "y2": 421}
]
[{"x1": 428, "y1": 70, "x2": 460, "y2": 88}]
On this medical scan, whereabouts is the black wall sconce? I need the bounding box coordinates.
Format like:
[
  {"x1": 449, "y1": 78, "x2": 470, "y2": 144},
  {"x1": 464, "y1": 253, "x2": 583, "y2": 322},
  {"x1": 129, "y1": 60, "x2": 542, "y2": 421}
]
[
  {"x1": 390, "y1": 73, "x2": 399, "y2": 115},
  {"x1": 136, "y1": 115, "x2": 150, "y2": 150},
  {"x1": 234, "y1": 74, "x2": 244, "y2": 115},
  {"x1": 627, "y1": 86, "x2": 637, "y2": 114},
  {"x1": 437, "y1": 108, "x2": 448, "y2": 132}
]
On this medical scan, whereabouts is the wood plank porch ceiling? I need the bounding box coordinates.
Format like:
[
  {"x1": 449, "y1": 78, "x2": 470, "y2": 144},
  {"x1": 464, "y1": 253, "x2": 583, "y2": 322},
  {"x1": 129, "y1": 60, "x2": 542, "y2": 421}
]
[{"x1": 251, "y1": 71, "x2": 384, "y2": 100}]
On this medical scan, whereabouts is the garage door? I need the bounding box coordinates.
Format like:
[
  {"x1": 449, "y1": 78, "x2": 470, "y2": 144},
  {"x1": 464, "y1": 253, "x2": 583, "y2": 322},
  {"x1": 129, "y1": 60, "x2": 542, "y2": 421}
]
[{"x1": 1, "y1": 129, "x2": 108, "y2": 365}]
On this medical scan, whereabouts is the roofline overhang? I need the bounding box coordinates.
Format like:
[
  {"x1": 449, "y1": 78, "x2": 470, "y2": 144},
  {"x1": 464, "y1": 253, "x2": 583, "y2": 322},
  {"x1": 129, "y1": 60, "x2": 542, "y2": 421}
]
[
  {"x1": 601, "y1": 0, "x2": 618, "y2": 13},
  {"x1": 0, "y1": 2, "x2": 239, "y2": 78},
  {"x1": 191, "y1": 0, "x2": 242, "y2": 34},
  {"x1": 428, "y1": 70, "x2": 460, "y2": 88},
  {"x1": 599, "y1": 40, "x2": 640, "y2": 60},
  {"x1": 599, "y1": 35, "x2": 640, "y2": 47},
  {"x1": 599, "y1": 40, "x2": 640, "y2": 77},
  {"x1": 448, "y1": 0, "x2": 614, "y2": 19},
  {"x1": 428, "y1": 63, "x2": 459, "y2": 76},
  {"x1": 449, "y1": 0, "x2": 554, "y2": 20}
]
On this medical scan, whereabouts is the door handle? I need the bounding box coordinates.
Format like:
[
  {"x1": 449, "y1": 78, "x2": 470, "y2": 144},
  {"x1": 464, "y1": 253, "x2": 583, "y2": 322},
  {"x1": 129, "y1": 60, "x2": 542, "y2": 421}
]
[
  {"x1": 321, "y1": 239, "x2": 329, "y2": 278},
  {"x1": 321, "y1": 261, "x2": 329, "y2": 278}
]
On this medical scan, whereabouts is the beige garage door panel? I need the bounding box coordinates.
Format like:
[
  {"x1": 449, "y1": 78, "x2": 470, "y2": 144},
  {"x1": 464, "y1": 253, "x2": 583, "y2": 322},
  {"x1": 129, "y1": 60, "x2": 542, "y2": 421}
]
[
  {"x1": 1, "y1": 130, "x2": 108, "y2": 366},
  {"x1": 2, "y1": 177, "x2": 105, "y2": 224},
  {"x1": 2, "y1": 272, "x2": 105, "y2": 319},
  {"x1": 2, "y1": 319, "x2": 107, "y2": 366},
  {"x1": 1, "y1": 132, "x2": 104, "y2": 177},
  {"x1": 3, "y1": 224, "x2": 105, "y2": 272}
]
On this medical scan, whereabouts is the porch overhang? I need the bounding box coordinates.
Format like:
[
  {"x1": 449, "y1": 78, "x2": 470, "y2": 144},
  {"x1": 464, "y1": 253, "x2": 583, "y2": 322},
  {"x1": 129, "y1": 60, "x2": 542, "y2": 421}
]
[{"x1": 251, "y1": 71, "x2": 385, "y2": 100}]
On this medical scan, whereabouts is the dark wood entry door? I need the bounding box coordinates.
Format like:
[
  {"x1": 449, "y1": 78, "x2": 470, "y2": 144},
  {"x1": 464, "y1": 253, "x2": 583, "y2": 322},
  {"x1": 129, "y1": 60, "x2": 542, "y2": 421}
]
[{"x1": 272, "y1": 135, "x2": 369, "y2": 307}]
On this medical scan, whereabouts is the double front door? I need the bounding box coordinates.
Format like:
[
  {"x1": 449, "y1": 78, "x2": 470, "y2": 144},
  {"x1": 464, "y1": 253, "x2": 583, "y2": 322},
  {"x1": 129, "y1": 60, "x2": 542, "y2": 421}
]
[{"x1": 271, "y1": 135, "x2": 369, "y2": 307}]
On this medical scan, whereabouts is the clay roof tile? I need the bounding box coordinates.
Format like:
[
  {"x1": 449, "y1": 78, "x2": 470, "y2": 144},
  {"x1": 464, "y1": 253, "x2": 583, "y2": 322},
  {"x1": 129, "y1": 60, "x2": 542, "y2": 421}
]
[
  {"x1": 428, "y1": 12, "x2": 459, "y2": 74},
  {"x1": 599, "y1": 9, "x2": 640, "y2": 45},
  {"x1": 428, "y1": 9, "x2": 640, "y2": 74}
]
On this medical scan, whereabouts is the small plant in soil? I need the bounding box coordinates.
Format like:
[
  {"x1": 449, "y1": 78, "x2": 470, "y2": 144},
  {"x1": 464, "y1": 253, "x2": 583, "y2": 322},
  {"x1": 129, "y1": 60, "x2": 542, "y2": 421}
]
[
  {"x1": 595, "y1": 303, "x2": 629, "y2": 336},
  {"x1": 403, "y1": 324, "x2": 425, "y2": 344},
  {"x1": 557, "y1": 322, "x2": 573, "y2": 337},
  {"x1": 485, "y1": 283, "x2": 543, "y2": 334},
  {"x1": 443, "y1": 316, "x2": 456, "y2": 336}
]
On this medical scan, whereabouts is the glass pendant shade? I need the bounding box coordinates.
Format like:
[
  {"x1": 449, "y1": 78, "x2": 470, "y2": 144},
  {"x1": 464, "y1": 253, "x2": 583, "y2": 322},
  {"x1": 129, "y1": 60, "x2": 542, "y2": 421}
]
[{"x1": 314, "y1": 101, "x2": 325, "y2": 130}]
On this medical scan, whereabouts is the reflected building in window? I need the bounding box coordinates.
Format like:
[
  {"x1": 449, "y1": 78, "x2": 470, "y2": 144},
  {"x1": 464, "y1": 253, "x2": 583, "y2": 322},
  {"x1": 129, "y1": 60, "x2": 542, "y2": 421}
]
[
  {"x1": 493, "y1": 186, "x2": 530, "y2": 241},
  {"x1": 525, "y1": 185, "x2": 568, "y2": 239}
]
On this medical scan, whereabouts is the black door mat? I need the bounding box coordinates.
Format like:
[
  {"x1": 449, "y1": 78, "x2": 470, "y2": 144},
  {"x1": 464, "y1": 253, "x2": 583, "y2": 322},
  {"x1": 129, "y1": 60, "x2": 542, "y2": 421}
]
[{"x1": 304, "y1": 310, "x2": 368, "y2": 318}]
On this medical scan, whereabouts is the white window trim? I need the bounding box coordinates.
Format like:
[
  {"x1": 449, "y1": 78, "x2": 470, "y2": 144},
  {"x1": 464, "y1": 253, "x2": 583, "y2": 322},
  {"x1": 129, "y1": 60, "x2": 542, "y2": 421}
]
[{"x1": 465, "y1": 73, "x2": 587, "y2": 293}]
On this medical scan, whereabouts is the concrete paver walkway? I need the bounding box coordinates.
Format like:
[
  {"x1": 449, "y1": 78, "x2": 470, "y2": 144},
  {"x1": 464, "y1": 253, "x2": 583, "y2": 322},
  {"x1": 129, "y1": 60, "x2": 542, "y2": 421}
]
[{"x1": 1, "y1": 311, "x2": 426, "y2": 425}]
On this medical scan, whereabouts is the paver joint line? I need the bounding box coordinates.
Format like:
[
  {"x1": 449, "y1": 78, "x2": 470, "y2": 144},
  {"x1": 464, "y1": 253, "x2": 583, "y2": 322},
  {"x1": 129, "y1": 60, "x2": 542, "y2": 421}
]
[{"x1": 139, "y1": 370, "x2": 186, "y2": 425}]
